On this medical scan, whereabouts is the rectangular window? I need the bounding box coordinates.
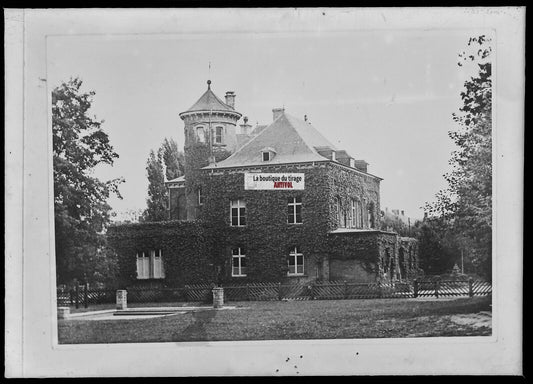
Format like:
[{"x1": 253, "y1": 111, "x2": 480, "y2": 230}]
[
  {"x1": 136, "y1": 250, "x2": 165, "y2": 279},
  {"x1": 262, "y1": 151, "x2": 270, "y2": 161},
  {"x1": 198, "y1": 187, "x2": 204, "y2": 205},
  {"x1": 230, "y1": 199, "x2": 246, "y2": 226},
  {"x1": 287, "y1": 196, "x2": 303, "y2": 224},
  {"x1": 215, "y1": 126, "x2": 223, "y2": 144},
  {"x1": 152, "y1": 249, "x2": 165, "y2": 279},
  {"x1": 232, "y1": 247, "x2": 247, "y2": 277},
  {"x1": 288, "y1": 247, "x2": 304, "y2": 276}
]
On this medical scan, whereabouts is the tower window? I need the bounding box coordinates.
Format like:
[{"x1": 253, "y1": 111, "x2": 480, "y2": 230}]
[
  {"x1": 198, "y1": 187, "x2": 204, "y2": 205},
  {"x1": 196, "y1": 126, "x2": 205, "y2": 143},
  {"x1": 214, "y1": 126, "x2": 223, "y2": 144}
]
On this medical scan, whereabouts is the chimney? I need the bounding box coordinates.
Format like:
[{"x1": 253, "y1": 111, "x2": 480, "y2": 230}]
[
  {"x1": 240, "y1": 116, "x2": 252, "y2": 135},
  {"x1": 272, "y1": 107, "x2": 285, "y2": 121},
  {"x1": 304, "y1": 114, "x2": 308, "y2": 122},
  {"x1": 225, "y1": 91, "x2": 235, "y2": 109}
]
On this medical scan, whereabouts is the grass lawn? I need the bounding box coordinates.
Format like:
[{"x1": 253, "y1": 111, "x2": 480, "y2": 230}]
[{"x1": 58, "y1": 296, "x2": 491, "y2": 344}]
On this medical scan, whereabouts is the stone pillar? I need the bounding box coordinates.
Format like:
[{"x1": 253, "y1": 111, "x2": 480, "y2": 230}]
[
  {"x1": 212, "y1": 287, "x2": 224, "y2": 309},
  {"x1": 57, "y1": 307, "x2": 70, "y2": 320},
  {"x1": 116, "y1": 289, "x2": 127, "y2": 310}
]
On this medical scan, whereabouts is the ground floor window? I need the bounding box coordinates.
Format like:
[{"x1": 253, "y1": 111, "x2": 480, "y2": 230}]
[
  {"x1": 136, "y1": 249, "x2": 165, "y2": 279},
  {"x1": 232, "y1": 247, "x2": 247, "y2": 277},
  {"x1": 288, "y1": 247, "x2": 304, "y2": 276}
]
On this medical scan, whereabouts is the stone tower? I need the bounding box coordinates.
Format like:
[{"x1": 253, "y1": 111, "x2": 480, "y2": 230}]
[{"x1": 179, "y1": 80, "x2": 242, "y2": 220}]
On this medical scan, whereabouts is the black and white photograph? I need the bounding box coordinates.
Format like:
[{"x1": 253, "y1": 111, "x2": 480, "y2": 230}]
[{"x1": 5, "y1": 7, "x2": 524, "y2": 377}]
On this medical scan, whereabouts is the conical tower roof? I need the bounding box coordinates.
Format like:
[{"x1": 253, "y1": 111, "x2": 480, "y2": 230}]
[{"x1": 181, "y1": 80, "x2": 236, "y2": 114}]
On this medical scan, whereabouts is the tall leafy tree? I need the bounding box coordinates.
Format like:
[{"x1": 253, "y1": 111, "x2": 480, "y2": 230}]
[
  {"x1": 424, "y1": 36, "x2": 492, "y2": 278},
  {"x1": 142, "y1": 138, "x2": 185, "y2": 222},
  {"x1": 53, "y1": 77, "x2": 123, "y2": 285},
  {"x1": 142, "y1": 149, "x2": 168, "y2": 222},
  {"x1": 161, "y1": 137, "x2": 185, "y2": 180}
]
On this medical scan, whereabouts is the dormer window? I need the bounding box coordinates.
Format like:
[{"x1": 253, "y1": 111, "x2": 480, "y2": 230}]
[{"x1": 261, "y1": 147, "x2": 276, "y2": 162}]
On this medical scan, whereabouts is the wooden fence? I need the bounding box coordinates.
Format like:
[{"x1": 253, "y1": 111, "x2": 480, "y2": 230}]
[{"x1": 57, "y1": 278, "x2": 491, "y2": 307}]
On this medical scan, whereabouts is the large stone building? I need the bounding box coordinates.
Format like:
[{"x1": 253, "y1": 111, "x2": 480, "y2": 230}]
[{"x1": 108, "y1": 80, "x2": 419, "y2": 287}]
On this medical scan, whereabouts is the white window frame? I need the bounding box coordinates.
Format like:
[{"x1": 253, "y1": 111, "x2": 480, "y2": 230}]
[
  {"x1": 231, "y1": 247, "x2": 247, "y2": 277},
  {"x1": 230, "y1": 199, "x2": 246, "y2": 227},
  {"x1": 196, "y1": 126, "x2": 206, "y2": 143},
  {"x1": 214, "y1": 126, "x2": 223, "y2": 144},
  {"x1": 287, "y1": 247, "x2": 305, "y2": 276},
  {"x1": 136, "y1": 252, "x2": 150, "y2": 279},
  {"x1": 288, "y1": 196, "x2": 303, "y2": 224},
  {"x1": 136, "y1": 249, "x2": 165, "y2": 279}
]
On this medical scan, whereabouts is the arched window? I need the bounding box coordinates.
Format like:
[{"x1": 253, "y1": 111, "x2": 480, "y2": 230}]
[{"x1": 196, "y1": 126, "x2": 205, "y2": 143}]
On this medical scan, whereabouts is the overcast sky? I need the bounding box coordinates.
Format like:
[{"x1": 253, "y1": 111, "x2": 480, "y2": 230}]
[{"x1": 47, "y1": 26, "x2": 487, "y2": 220}]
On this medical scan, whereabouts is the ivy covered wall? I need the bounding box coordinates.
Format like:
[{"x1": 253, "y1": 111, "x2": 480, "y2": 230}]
[
  {"x1": 107, "y1": 221, "x2": 213, "y2": 288},
  {"x1": 109, "y1": 161, "x2": 419, "y2": 287},
  {"x1": 198, "y1": 163, "x2": 331, "y2": 284}
]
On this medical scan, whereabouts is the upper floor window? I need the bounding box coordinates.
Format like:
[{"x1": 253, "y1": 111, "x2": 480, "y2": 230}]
[
  {"x1": 351, "y1": 198, "x2": 363, "y2": 228},
  {"x1": 196, "y1": 126, "x2": 205, "y2": 143},
  {"x1": 136, "y1": 250, "x2": 165, "y2": 279},
  {"x1": 214, "y1": 126, "x2": 223, "y2": 144},
  {"x1": 230, "y1": 199, "x2": 246, "y2": 226},
  {"x1": 260, "y1": 147, "x2": 276, "y2": 162},
  {"x1": 287, "y1": 196, "x2": 302, "y2": 224},
  {"x1": 335, "y1": 196, "x2": 343, "y2": 228},
  {"x1": 368, "y1": 202, "x2": 376, "y2": 229},
  {"x1": 288, "y1": 247, "x2": 304, "y2": 276},
  {"x1": 231, "y1": 247, "x2": 247, "y2": 277}
]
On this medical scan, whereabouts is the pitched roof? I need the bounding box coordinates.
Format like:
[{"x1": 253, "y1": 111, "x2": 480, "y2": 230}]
[
  {"x1": 182, "y1": 83, "x2": 235, "y2": 114},
  {"x1": 165, "y1": 175, "x2": 185, "y2": 185},
  {"x1": 203, "y1": 112, "x2": 337, "y2": 169}
]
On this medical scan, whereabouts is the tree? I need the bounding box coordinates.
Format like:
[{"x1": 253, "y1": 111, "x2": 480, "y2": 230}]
[
  {"x1": 142, "y1": 138, "x2": 185, "y2": 222},
  {"x1": 161, "y1": 137, "x2": 185, "y2": 180},
  {"x1": 424, "y1": 36, "x2": 492, "y2": 278},
  {"x1": 142, "y1": 149, "x2": 168, "y2": 222},
  {"x1": 53, "y1": 77, "x2": 123, "y2": 285}
]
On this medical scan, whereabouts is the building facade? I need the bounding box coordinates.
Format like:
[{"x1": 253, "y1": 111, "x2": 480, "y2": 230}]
[{"x1": 108, "y1": 80, "x2": 419, "y2": 287}]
